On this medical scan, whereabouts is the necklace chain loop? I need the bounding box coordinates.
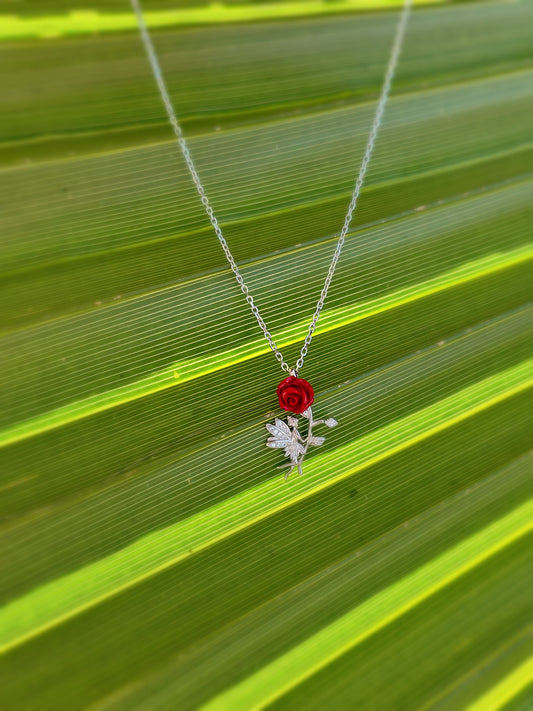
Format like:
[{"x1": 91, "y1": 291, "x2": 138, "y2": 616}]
[{"x1": 131, "y1": 0, "x2": 411, "y2": 375}]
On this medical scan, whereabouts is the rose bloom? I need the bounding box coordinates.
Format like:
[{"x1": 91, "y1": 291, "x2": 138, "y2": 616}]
[{"x1": 277, "y1": 376, "x2": 314, "y2": 414}]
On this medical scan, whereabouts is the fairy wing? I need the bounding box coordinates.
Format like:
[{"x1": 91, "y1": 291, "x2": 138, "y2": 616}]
[
  {"x1": 266, "y1": 437, "x2": 290, "y2": 449},
  {"x1": 266, "y1": 419, "x2": 304, "y2": 461},
  {"x1": 266, "y1": 418, "x2": 293, "y2": 448},
  {"x1": 266, "y1": 418, "x2": 292, "y2": 439}
]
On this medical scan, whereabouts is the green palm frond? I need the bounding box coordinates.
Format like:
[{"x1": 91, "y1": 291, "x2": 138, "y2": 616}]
[{"x1": 0, "y1": 2, "x2": 532, "y2": 709}]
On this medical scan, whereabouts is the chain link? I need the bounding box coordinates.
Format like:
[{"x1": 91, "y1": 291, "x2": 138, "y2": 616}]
[{"x1": 131, "y1": 0, "x2": 411, "y2": 376}]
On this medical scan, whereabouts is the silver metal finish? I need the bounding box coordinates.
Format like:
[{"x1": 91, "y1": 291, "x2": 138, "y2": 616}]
[
  {"x1": 266, "y1": 407, "x2": 338, "y2": 479},
  {"x1": 131, "y1": 0, "x2": 412, "y2": 375}
]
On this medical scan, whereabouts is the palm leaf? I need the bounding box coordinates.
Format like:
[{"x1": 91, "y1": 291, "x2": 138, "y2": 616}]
[{"x1": 0, "y1": 1, "x2": 532, "y2": 709}]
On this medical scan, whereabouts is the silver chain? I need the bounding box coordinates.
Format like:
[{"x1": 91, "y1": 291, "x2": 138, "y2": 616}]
[{"x1": 131, "y1": 0, "x2": 412, "y2": 376}]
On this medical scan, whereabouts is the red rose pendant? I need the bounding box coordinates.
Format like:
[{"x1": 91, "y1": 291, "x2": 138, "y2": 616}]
[
  {"x1": 277, "y1": 375, "x2": 314, "y2": 414},
  {"x1": 267, "y1": 375, "x2": 338, "y2": 480}
]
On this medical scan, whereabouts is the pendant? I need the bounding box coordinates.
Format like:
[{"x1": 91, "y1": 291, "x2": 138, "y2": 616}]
[{"x1": 266, "y1": 376, "x2": 338, "y2": 480}]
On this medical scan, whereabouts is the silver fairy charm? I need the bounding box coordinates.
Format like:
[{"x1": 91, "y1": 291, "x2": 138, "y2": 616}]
[{"x1": 266, "y1": 407, "x2": 338, "y2": 480}]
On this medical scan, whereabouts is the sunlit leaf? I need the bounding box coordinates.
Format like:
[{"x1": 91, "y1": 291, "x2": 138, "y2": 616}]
[{"x1": 0, "y1": 1, "x2": 532, "y2": 709}]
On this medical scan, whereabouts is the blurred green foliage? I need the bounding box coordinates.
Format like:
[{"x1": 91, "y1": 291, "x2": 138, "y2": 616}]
[{"x1": 0, "y1": 1, "x2": 532, "y2": 709}]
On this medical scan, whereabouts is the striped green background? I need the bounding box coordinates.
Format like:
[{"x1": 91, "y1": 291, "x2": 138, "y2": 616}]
[{"x1": 0, "y1": 1, "x2": 532, "y2": 708}]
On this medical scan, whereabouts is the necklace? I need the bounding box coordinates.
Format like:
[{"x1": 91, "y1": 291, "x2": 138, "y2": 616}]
[{"x1": 131, "y1": 0, "x2": 412, "y2": 479}]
